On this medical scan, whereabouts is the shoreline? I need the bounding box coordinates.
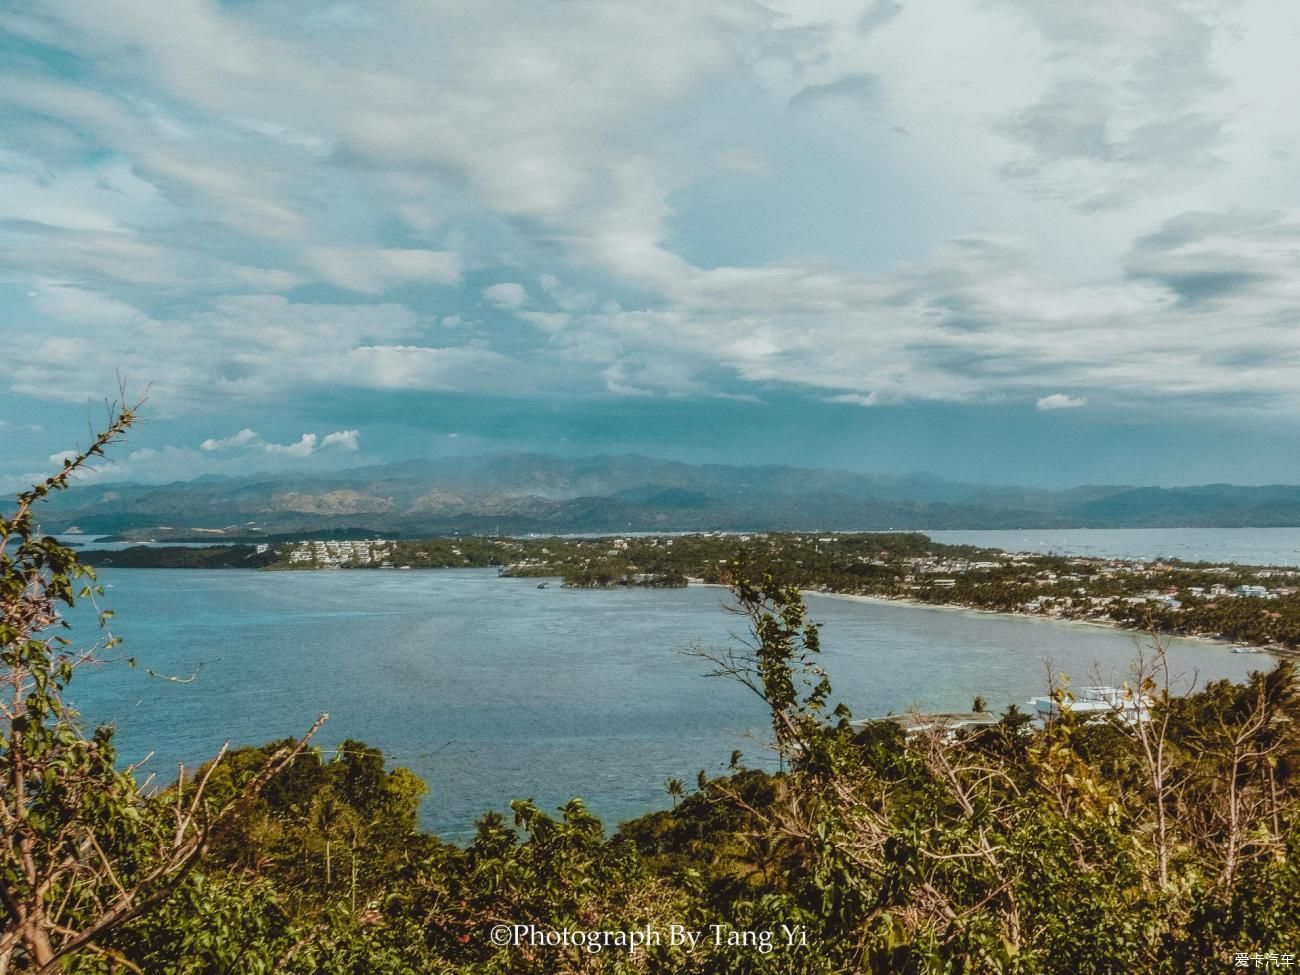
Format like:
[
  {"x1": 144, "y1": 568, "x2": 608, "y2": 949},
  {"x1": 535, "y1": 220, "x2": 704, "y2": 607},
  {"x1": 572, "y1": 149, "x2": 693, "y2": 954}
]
[{"x1": 792, "y1": 588, "x2": 1296, "y2": 661}]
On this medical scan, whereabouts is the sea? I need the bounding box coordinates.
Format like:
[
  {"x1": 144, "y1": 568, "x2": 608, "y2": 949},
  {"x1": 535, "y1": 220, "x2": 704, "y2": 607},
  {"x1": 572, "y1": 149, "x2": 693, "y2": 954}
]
[
  {"x1": 922, "y1": 527, "x2": 1300, "y2": 567},
  {"x1": 64, "y1": 561, "x2": 1280, "y2": 842}
]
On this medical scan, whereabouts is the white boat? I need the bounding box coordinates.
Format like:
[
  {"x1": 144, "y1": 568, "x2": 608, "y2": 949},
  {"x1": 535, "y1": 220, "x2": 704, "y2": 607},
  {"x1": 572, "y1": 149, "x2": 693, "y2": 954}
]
[{"x1": 1231, "y1": 646, "x2": 1265, "y2": 654}]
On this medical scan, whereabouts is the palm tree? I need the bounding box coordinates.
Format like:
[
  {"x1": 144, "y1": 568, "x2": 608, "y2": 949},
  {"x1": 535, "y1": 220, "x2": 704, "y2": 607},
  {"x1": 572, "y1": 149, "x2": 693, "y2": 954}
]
[
  {"x1": 665, "y1": 777, "x2": 684, "y2": 809},
  {"x1": 308, "y1": 790, "x2": 358, "y2": 889}
]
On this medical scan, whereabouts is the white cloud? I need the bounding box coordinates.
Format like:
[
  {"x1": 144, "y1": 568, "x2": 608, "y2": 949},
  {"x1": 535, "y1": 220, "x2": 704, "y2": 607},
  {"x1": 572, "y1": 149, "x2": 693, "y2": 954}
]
[
  {"x1": 539, "y1": 208, "x2": 1300, "y2": 411},
  {"x1": 0, "y1": 149, "x2": 167, "y2": 233},
  {"x1": 0, "y1": 0, "x2": 752, "y2": 294},
  {"x1": 516, "y1": 311, "x2": 569, "y2": 333},
  {"x1": 198, "y1": 427, "x2": 361, "y2": 458},
  {"x1": 341, "y1": 344, "x2": 531, "y2": 393},
  {"x1": 2, "y1": 288, "x2": 562, "y2": 407},
  {"x1": 304, "y1": 248, "x2": 462, "y2": 293},
  {"x1": 11, "y1": 205, "x2": 1300, "y2": 417},
  {"x1": 828, "y1": 393, "x2": 882, "y2": 407},
  {"x1": 1, "y1": 228, "x2": 303, "y2": 294},
  {"x1": 482, "y1": 282, "x2": 529, "y2": 310},
  {"x1": 5, "y1": 295, "x2": 420, "y2": 403},
  {"x1": 2, "y1": 0, "x2": 1300, "y2": 425},
  {"x1": 200, "y1": 428, "x2": 260, "y2": 451},
  {"x1": 264, "y1": 433, "x2": 317, "y2": 457},
  {"x1": 320, "y1": 429, "x2": 359, "y2": 451},
  {"x1": 1036, "y1": 393, "x2": 1087, "y2": 411},
  {"x1": 5, "y1": 434, "x2": 369, "y2": 490}
]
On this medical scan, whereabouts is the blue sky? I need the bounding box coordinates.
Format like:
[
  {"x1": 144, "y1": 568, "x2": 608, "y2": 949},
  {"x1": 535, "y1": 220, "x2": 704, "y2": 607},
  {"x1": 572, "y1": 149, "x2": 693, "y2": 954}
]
[{"x1": 2, "y1": 0, "x2": 1300, "y2": 489}]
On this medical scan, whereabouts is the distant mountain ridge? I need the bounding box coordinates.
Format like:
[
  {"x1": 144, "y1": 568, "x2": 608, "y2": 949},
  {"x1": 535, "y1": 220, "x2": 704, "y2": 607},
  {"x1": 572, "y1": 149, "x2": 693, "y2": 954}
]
[{"x1": 34, "y1": 453, "x2": 1300, "y2": 538}]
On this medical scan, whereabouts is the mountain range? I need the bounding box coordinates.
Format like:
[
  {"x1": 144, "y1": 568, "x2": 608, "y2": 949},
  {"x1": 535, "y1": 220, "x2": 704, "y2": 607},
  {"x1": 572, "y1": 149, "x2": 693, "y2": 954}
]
[{"x1": 34, "y1": 454, "x2": 1300, "y2": 539}]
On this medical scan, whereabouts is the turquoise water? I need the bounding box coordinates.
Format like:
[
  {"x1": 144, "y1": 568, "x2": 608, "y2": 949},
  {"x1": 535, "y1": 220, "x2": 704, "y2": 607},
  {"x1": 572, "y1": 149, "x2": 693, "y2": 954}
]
[
  {"x1": 66, "y1": 569, "x2": 1278, "y2": 841},
  {"x1": 924, "y1": 528, "x2": 1300, "y2": 566}
]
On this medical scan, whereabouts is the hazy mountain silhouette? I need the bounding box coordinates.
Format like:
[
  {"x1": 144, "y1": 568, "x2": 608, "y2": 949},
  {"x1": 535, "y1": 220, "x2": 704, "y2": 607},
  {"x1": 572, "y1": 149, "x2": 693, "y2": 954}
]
[{"x1": 36, "y1": 454, "x2": 1300, "y2": 538}]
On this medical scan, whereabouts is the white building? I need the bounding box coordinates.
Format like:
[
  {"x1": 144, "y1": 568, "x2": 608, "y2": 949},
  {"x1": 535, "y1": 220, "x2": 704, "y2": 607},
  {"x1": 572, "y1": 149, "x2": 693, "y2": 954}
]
[{"x1": 1029, "y1": 686, "x2": 1152, "y2": 726}]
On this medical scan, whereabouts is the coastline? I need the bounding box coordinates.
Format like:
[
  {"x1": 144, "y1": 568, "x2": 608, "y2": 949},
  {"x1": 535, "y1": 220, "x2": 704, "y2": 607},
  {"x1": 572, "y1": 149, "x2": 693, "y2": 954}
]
[
  {"x1": 92, "y1": 552, "x2": 1300, "y2": 662},
  {"x1": 784, "y1": 587, "x2": 1296, "y2": 661}
]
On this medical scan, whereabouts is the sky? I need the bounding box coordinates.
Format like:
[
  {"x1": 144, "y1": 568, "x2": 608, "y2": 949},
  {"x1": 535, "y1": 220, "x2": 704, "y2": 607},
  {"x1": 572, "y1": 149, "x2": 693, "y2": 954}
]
[{"x1": 2, "y1": 0, "x2": 1300, "y2": 490}]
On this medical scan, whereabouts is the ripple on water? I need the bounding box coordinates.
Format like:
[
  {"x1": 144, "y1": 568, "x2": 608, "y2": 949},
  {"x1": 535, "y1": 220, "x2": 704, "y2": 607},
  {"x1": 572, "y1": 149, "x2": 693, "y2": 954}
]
[{"x1": 68, "y1": 568, "x2": 1278, "y2": 841}]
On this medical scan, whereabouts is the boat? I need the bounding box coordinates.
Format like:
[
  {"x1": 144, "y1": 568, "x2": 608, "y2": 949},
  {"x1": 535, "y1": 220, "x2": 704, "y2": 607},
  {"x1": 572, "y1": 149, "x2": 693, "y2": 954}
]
[{"x1": 1231, "y1": 646, "x2": 1265, "y2": 654}]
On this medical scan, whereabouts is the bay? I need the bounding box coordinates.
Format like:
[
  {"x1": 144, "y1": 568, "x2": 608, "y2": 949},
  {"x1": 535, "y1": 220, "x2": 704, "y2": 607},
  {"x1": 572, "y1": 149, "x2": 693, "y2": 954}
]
[{"x1": 67, "y1": 568, "x2": 1278, "y2": 841}]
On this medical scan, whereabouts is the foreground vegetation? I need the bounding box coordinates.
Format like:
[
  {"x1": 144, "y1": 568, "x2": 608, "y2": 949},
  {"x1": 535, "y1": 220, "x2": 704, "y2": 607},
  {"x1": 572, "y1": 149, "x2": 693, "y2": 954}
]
[{"x1": 7, "y1": 414, "x2": 1299, "y2": 972}]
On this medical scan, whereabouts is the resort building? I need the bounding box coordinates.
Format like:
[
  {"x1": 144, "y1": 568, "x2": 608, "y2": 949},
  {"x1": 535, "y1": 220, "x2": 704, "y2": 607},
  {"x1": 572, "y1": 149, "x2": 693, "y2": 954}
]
[{"x1": 1029, "y1": 686, "x2": 1152, "y2": 726}]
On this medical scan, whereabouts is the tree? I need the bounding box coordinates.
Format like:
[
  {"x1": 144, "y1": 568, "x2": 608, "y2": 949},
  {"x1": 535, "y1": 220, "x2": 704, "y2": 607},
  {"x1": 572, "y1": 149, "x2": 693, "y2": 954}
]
[
  {"x1": 665, "y1": 778, "x2": 684, "y2": 809},
  {"x1": 690, "y1": 570, "x2": 837, "y2": 758},
  {"x1": 0, "y1": 400, "x2": 324, "y2": 974}
]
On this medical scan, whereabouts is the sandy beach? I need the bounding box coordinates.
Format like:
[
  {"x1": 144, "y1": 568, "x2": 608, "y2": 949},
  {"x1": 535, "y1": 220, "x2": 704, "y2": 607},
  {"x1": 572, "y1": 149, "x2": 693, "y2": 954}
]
[{"x1": 695, "y1": 582, "x2": 1294, "y2": 661}]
